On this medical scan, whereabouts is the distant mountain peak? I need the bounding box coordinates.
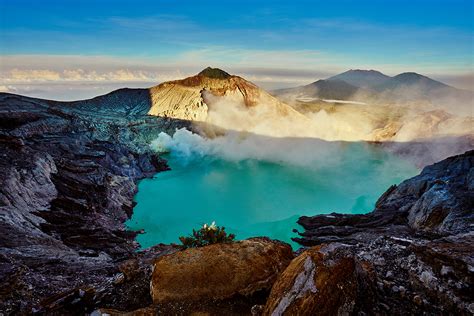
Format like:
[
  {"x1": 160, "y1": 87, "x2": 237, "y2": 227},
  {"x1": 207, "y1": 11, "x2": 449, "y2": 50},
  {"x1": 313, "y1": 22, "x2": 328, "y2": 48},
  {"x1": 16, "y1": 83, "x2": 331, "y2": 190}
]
[
  {"x1": 348, "y1": 69, "x2": 384, "y2": 74},
  {"x1": 328, "y1": 69, "x2": 390, "y2": 89},
  {"x1": 384, "y1": 72, "x2": 450, "y2": 89},
  {"x1": 398, "y1": 71, "x2": 419, "y2": 75},
  {"x1": 393, "y1": 72, "x2": 432, "y2": 80},
  {"x1": 274, "y1": 68, "x2": 468, "y2": 104},
  {"x1": 395, "y1": 72, "x2": 421, "y2": 77},
  {"x1": 198, "y1": 67, "x2": 231, "y2": 79},
  {"x1": 271, "y1": 78, "x2": 373, "y2": 101}
]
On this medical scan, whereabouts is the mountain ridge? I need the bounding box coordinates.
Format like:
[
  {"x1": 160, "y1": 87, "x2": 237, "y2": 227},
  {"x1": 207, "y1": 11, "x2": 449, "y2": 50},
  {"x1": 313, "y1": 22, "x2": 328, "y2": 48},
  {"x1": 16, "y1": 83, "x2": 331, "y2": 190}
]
[
  {"x1": 273, "y1": 69, "x2": 472, "y2": 103},
  {"x1": 328, "y1": 69, "x2": 391, "y2": 88},
  {"x1": 273, "y1": 78, "x2": 375, "y2": 102},
  {"x1": 373, "y1": 72, "x2": 452, "y2": 93}
]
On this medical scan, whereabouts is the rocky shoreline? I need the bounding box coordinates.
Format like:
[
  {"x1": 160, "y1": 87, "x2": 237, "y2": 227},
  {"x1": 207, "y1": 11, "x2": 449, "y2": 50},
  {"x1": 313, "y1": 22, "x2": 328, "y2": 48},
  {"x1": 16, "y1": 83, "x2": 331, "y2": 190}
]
[
  {"x1": 0, "y1": 91, "x2": 473, "y2": 315},
  {"x1": 288, "y1": 150, "x2": 474, "y2": 315}
]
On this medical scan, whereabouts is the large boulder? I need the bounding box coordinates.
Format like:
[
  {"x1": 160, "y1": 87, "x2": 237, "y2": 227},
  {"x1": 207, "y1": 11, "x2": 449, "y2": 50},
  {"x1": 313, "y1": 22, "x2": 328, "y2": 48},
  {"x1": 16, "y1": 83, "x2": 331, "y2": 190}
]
[
  {"x1": 277, "y1": 236, "x2": 474, "y2": 315},
  {"x1": 150, "y1": 238, "x2": 293, "y2": 304},
  {"x1": 263, "y1": 244, "x2": 374, "y2": 316}
]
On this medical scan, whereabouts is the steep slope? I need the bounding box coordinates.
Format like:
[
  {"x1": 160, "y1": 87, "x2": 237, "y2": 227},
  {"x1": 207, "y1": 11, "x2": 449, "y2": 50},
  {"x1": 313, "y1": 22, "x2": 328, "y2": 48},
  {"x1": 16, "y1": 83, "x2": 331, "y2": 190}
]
[
  {"x1": 0, "y1": 91, "x2": 182, "y2": 314},
  {"x1": 328, "y1": 69, "x2": 390, "y2": 88},
  {"x1": 63, "y1": 88, "x2": 152, "y2": 117},
  {"x1": 148, "y1": 67, "x2": 308, "y2": 125}
]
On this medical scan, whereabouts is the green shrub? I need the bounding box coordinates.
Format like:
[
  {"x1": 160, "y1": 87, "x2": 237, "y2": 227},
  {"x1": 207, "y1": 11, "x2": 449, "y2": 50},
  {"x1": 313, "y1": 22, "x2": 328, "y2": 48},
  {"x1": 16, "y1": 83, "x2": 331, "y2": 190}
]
[{"x1": 179, "y1": 221, "x2": 236, "y2": 249}]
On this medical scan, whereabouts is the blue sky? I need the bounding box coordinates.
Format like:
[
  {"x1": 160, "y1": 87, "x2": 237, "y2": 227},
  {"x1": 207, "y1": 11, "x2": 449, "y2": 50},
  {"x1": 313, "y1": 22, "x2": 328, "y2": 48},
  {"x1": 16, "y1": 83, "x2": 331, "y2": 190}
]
[{"x1": 0, "y1": 0, "x2": 473, "y2": 99}]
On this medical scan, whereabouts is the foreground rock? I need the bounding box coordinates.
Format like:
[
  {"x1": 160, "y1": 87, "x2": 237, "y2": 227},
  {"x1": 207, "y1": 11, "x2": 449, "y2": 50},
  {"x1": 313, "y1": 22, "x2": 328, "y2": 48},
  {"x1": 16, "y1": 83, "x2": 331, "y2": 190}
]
[
  {"x1": 151, "y1": 238, "x2": 293, "y2": 304},
  {"x1": 264, "y1": 244, "x2": 374, "y2": 316},
  {"x1": 292, "y1": 150, "x2": 474, "y2": 314}
]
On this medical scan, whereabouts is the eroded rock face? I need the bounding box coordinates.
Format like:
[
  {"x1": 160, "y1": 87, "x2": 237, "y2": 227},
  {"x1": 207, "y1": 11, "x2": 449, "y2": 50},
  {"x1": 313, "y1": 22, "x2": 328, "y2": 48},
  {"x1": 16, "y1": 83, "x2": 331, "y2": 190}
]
[
  {"x1": 293, "y1": 150, "x2": 474, "y2": 314},
  {"x1": 263, "y1": 244, "x2": 374, "y2": 316},
  {"x1": 295, "y1": 150, "x2": 474, "y2": 247},
  {"x1": 0, "y1": 92, "x2": 185, "y2": 314},
  {"x1": 147, "y1": 69, "x2": 305, "y2": 126},
  {"x1": 378, "y1": 150, "x2": 474, "y2": 234},
  {"x1": 150, "y1": 238, "x2": 293, "y2": 304}
]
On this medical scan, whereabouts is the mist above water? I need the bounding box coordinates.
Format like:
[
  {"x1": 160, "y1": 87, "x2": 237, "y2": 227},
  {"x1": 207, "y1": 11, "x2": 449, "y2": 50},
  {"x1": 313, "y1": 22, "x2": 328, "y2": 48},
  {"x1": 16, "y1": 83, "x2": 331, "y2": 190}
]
[
  {"x1": 198, "y1": 89, "x2": 473, "y2": 149},
  {"x1": 201, "y1": 90, "x2": 376, "y2": 141},
  {"x1": 132, "y1": 131, "x2": 419, "y2": 248},
  {"x1": 152, "y1": 128, "x2": 342, "y2": 168},
  {"x1": 133, "y1": 88, "x2": 472, "y2": 248}
]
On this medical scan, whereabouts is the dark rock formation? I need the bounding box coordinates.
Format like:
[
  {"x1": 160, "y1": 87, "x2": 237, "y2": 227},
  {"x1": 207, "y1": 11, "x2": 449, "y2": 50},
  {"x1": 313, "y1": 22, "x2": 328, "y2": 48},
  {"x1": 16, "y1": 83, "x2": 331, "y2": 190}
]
[
  {"x1": 0, "y1": 92, "x2": 189, "y2": 314},
  {"x1": 292, "y1": 150, "x2": 474, "y2": 315},
  {"x1": 295, "y1": 150, "x2": 474, "y2": 245}
]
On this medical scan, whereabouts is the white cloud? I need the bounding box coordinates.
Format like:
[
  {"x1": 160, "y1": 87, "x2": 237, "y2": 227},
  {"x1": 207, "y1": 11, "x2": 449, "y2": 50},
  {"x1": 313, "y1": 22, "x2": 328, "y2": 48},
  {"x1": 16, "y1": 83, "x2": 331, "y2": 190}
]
[
  {"x1": 1, "y1": 67, "x2": 186, "y2": 84},
  {"x1": 0, "y1": 52, "x2": 335, "y2": 87},
  {"x1": 1, "y1": 49, "x2": 472, "y2": 101}
]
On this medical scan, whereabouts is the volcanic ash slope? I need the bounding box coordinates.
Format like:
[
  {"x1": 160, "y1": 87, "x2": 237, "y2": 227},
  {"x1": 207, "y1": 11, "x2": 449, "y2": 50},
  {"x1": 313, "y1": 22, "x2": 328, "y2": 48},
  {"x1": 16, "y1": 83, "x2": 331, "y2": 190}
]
[{"x1": 148, "y1": 67, "x2": 316, "y2": 138}]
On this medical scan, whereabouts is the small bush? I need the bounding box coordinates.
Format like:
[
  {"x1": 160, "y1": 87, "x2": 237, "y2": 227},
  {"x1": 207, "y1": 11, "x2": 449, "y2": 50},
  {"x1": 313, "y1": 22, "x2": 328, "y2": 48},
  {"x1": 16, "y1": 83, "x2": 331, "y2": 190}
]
[{"x1": 179, "y1": 221, "x2": 235, "y2": 249}]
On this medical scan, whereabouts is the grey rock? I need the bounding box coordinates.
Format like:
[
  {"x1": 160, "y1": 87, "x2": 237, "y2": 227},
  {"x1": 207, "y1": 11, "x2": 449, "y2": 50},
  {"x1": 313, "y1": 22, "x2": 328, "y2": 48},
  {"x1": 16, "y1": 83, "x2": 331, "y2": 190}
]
[
  {"x1": 0, "y1": 92, "x2": 184, "y2": 314},
  {"x1": 294, "y1": 151, "x2": 474, "y2": 314}
]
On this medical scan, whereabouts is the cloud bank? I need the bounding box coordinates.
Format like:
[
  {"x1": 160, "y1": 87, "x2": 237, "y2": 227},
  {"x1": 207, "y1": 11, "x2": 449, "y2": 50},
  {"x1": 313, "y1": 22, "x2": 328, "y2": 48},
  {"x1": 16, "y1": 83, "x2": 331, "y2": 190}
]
[{"x1": 1, "y1": 52, "x2": 472, "y2": 100}]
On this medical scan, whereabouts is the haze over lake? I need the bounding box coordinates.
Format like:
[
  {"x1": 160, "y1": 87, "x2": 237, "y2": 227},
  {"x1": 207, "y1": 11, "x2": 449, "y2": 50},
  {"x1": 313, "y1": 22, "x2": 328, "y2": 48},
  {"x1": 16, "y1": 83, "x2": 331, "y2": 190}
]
[{"x1": 127, "y1": 131, "x2": 419, "y2": 248}]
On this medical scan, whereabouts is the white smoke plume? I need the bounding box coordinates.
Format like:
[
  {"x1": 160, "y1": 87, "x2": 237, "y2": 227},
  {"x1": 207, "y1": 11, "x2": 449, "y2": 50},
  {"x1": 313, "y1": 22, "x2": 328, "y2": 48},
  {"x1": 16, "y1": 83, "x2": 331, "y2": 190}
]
[
  {"x1": 201, "y1": 90, "x2": 379, "y2": 141},
  {"x1": 151, "y1": 87, "x2": 472, "y2": 168},
  {"x1": 151, "y1": 128, "x2": 341, "y2": 168}
]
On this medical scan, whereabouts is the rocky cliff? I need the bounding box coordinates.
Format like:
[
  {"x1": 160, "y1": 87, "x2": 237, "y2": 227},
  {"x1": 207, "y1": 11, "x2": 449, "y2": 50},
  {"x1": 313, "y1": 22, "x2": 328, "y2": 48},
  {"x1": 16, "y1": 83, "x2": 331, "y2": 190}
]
[
  {"x1": 0, "y1": 92, "x2": 188, "y2": 314},
  {"x1": 286, "y1": 150, "x2": 474, "y2": 315}
]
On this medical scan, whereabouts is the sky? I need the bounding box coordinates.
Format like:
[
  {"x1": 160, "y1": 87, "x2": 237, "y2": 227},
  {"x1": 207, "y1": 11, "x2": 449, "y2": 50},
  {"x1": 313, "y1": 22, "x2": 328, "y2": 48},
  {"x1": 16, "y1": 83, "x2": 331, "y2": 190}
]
[{"x1": 0, "y1": 0, "x2": 473, "y2": 100}]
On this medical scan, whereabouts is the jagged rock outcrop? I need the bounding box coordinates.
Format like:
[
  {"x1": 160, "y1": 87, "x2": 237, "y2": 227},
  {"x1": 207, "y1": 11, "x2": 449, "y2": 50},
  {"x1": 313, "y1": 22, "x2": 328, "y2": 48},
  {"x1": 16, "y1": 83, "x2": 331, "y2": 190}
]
[
  {"x1": 295, "y1": 150, "x2": 474, "y2": 246},
  {"x1": 0, "y1": 92, "x2": 187, "y2": 314},
  {"x1": 263, "y1": 244, "x2": 374, "y2": 316},
  {"x1": 151, "y1": 238, "x2": 293, "y2": 304},
  {"x1": 291, "y1": 150, "x2": 474, "y2": 314},
  {"x1": 267, "y1": 234, "x2": 474, "y2": 315}
]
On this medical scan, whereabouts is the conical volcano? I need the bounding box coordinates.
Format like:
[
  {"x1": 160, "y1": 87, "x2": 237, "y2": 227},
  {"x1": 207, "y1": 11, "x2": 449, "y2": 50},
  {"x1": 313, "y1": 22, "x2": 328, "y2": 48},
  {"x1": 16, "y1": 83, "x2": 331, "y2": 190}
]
[{"x1": 148, "y1": 67, "x2": 306, "y2": 124}]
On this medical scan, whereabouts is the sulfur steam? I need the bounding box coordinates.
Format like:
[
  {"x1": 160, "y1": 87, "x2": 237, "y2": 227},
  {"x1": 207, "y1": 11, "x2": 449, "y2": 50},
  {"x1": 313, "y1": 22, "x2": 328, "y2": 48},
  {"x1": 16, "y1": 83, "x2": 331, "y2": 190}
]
[{"x1": 151, "y1": 87, "x2": 473, "y2": 168}]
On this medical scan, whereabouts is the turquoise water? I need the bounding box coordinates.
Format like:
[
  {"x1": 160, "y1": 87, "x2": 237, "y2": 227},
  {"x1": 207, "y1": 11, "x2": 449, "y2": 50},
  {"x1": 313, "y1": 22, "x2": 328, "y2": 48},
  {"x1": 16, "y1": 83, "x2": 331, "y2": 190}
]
[{"x1": 127, "y1": 141, "x2": 418, "y2": 249}]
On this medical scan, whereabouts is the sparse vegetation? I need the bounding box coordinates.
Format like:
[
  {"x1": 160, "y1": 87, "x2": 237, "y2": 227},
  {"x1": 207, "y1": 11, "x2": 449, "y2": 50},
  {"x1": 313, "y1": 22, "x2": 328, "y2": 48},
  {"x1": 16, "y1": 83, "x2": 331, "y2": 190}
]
[{"x1": 179, "y1": 221, "x2": 236, "y2": 249}]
